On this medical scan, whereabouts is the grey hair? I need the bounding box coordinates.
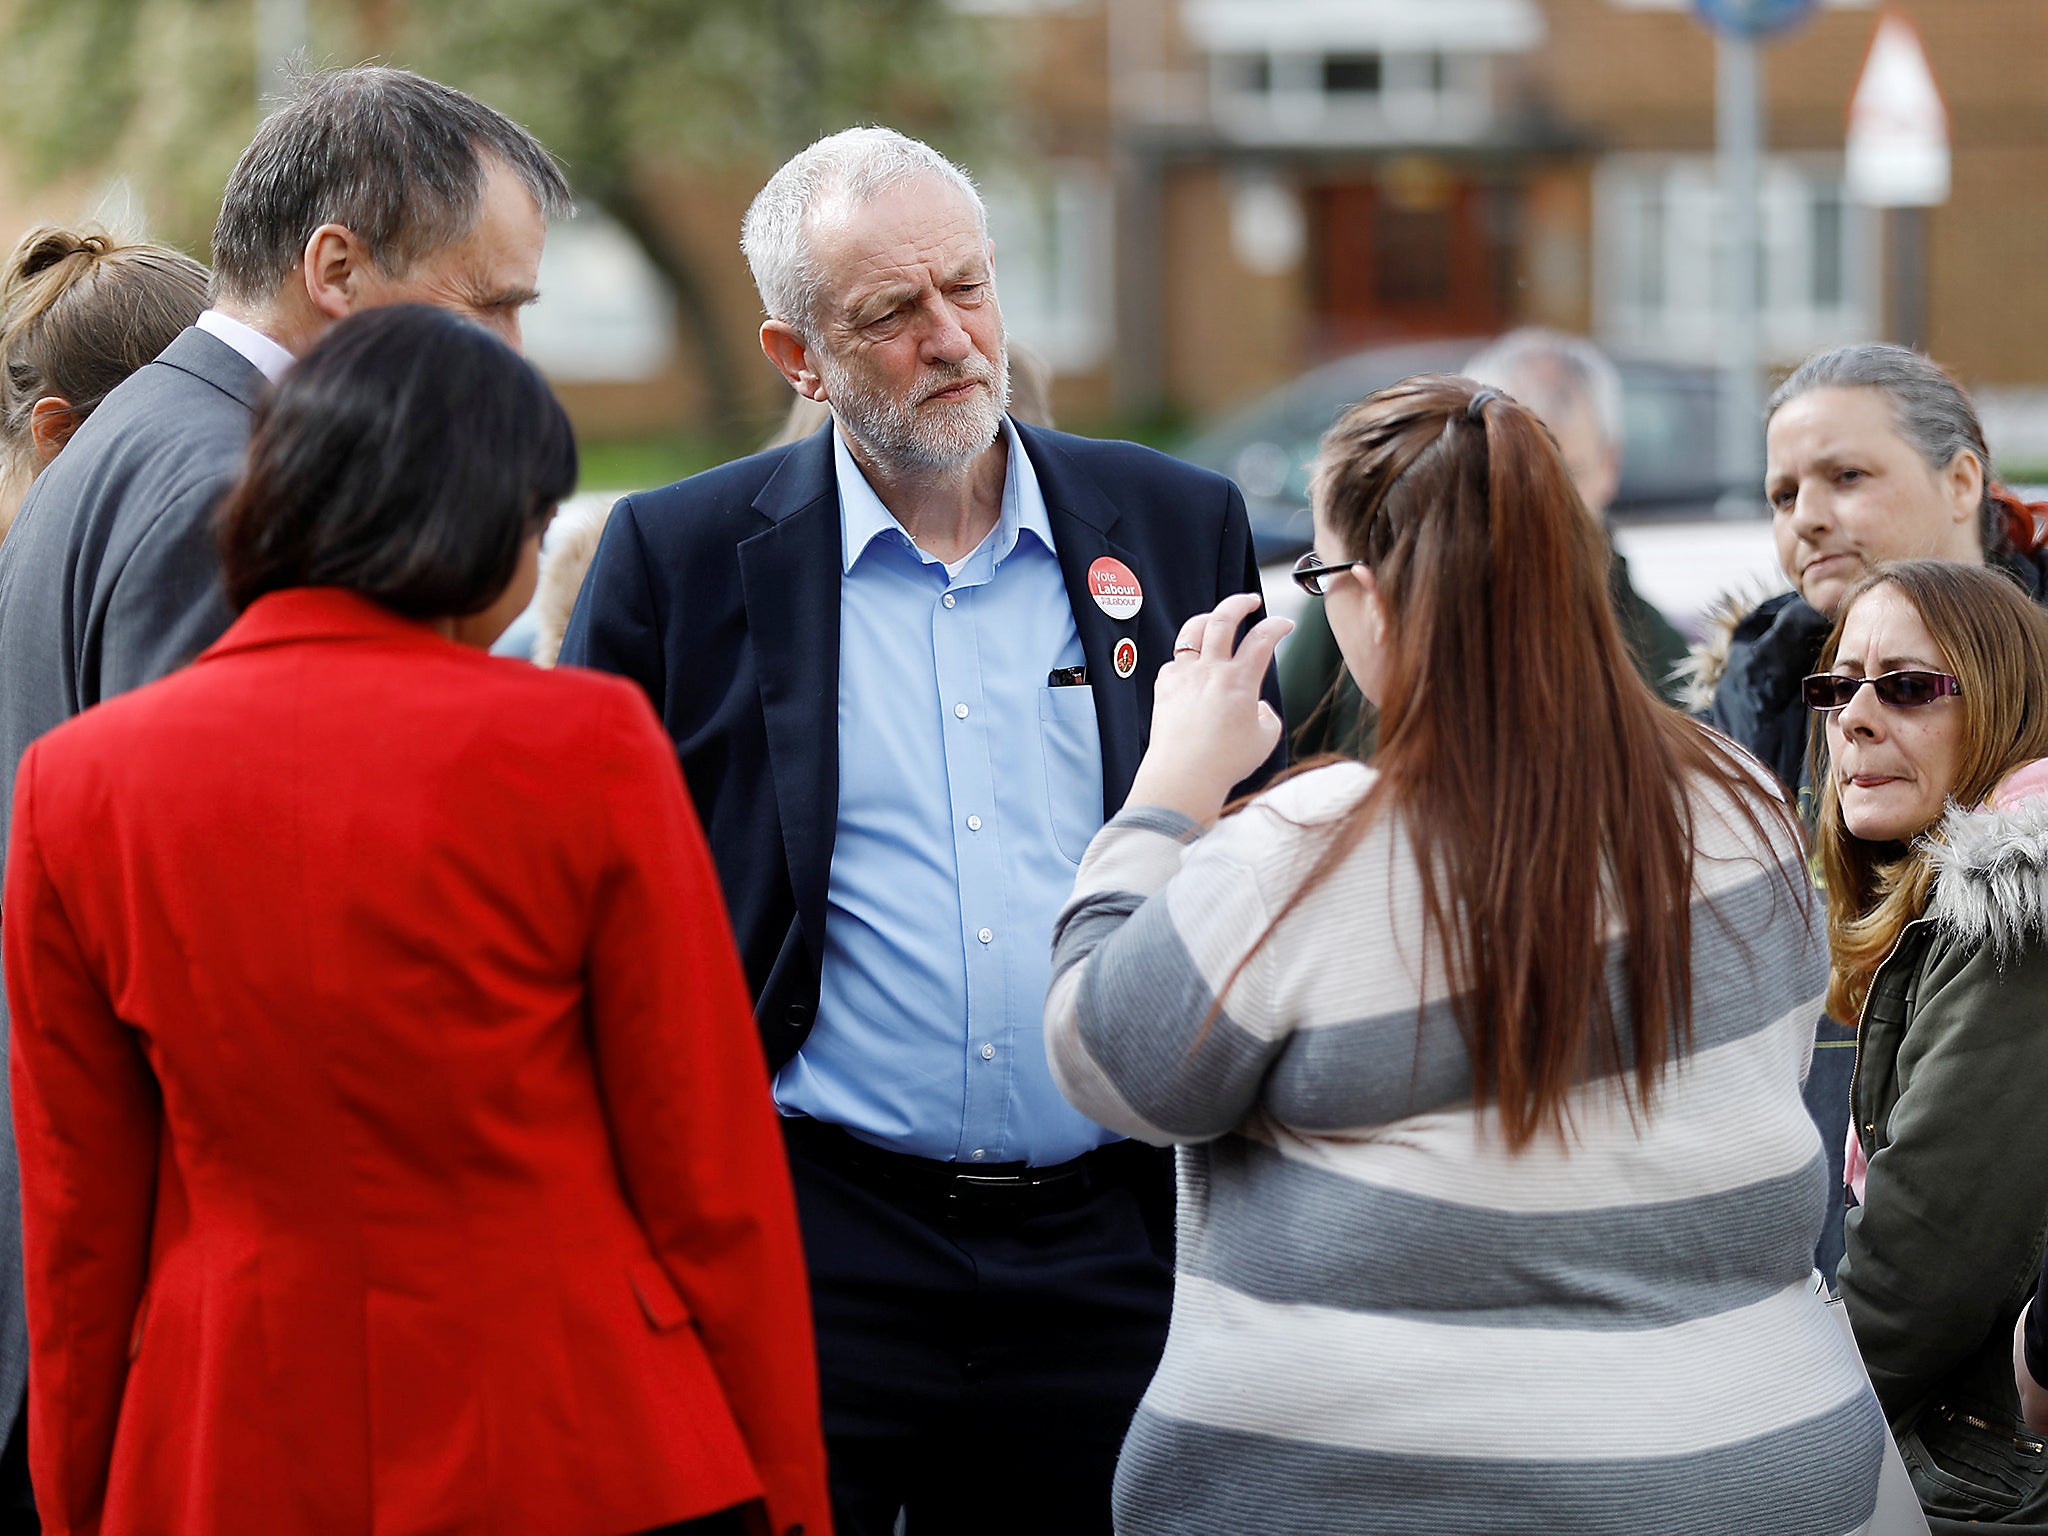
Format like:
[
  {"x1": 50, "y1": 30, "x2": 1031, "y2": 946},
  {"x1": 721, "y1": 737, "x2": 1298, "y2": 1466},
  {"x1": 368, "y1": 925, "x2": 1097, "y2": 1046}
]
[
  {"x1": 210, "y1": 65, "x2": 572, "y2": 306},
  {"x1": 1768, "y1": 343, "x2": 2002, "y2": 552},
  {"x1": 1463, "y1": 328, "x2": 1623, "y2": 449},
  {"x1": 741, "y1": 126, "x2": 986, "y2": 341}
]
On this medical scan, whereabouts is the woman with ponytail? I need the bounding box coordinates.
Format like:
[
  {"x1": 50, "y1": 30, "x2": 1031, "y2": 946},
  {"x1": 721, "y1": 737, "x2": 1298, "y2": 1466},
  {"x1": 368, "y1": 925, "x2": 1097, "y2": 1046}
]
[
  {"x1": 1044, "y1": 375, "x2": 1884, "y2": 1533},
  {"x1": 0, "y1": 226, "x2": 208, "y2": 538}
]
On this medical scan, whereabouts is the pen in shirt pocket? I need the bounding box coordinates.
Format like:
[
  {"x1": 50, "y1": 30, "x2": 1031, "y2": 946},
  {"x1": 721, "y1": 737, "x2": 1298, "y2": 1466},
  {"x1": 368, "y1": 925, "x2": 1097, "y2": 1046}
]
[{"x1": 1047, "y1": 665, "x2": 1088, "y2": 687}]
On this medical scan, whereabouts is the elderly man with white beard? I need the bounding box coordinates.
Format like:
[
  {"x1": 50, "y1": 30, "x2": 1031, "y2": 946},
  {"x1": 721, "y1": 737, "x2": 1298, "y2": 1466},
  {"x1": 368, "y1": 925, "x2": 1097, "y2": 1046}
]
[{"x1": 560, "y1": 126, "x2": 1279, "y2": 1533}]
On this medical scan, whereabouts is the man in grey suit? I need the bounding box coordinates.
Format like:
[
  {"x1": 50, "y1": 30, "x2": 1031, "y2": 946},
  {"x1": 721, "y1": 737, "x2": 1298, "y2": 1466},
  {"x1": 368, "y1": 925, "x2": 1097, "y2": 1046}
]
[{"x1": 0, "y1": 64, "x2": 569, "y2": 1526}]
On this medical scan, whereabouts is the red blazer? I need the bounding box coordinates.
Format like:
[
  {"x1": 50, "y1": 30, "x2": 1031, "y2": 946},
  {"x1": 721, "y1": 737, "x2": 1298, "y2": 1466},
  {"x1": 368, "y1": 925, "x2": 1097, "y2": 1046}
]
[{"x1": 3, "y1": 589, "x2": 829, "y2": 1536}]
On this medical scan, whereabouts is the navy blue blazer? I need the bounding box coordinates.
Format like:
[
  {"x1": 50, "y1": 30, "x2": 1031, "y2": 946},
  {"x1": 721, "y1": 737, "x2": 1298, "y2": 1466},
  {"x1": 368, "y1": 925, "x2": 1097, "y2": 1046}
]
[{"x1": 559, "y1": 422, "x2": 1280, "y2": 1069}]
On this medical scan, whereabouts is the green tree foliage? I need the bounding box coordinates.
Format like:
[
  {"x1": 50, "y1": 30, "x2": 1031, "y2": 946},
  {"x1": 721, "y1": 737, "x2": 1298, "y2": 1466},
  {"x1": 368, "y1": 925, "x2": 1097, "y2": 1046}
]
[{"x1": 0, "y1": 0, "x2": 1002, "y2": 435}]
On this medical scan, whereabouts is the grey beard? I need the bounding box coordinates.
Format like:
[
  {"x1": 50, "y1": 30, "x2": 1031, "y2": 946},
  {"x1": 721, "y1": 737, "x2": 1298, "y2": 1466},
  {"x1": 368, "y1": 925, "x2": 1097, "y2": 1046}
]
[{"x1": 823, "y1": 346, "x2": 1011, "y2": 476}]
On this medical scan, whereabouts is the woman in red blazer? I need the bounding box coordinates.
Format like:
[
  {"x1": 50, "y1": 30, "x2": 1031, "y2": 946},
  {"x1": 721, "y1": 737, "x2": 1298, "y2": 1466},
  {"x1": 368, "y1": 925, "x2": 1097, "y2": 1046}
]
[{"x1": 2, "y1": 305, "x2": 829, "y2": 1536}]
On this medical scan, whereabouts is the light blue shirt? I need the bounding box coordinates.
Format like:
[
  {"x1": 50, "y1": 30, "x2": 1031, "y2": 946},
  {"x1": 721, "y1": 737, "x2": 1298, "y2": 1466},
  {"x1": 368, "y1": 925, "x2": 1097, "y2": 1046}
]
[{"x1": 772, "y1": 418, "x2": 1113, "y2": 1165}]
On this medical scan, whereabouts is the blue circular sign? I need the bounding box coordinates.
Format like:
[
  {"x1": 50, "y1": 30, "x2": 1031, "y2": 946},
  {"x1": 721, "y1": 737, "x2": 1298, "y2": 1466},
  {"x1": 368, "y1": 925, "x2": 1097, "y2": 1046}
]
[{"x1": 1692, "y1": 0, "x2": 1818, "y2": 37}]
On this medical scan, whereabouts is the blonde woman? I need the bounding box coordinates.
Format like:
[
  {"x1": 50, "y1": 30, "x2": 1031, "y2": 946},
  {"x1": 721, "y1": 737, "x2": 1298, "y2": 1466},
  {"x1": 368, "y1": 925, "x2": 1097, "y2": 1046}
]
[
  {"x1": 0, "y1": 226, "x2": 208, "y2": 537},
  {"x1": 1813, "y1": 558, "x2": 2048, "y2": 1532}
]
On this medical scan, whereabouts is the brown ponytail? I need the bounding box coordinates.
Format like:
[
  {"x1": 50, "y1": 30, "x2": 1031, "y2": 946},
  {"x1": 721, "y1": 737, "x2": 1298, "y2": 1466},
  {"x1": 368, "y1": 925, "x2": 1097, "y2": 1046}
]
[
  {"x1": 1231, "y1": 375, "x2": 1803, "y2": 1151},
  {"x1": 0, "y1": 226, "x2": 209, "y2": 533}
]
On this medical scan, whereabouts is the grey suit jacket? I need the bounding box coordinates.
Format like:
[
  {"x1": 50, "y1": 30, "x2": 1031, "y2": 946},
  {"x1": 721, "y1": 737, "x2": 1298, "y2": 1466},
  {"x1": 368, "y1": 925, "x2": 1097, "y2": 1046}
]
[{"x1": 0, "y1": 325, "x2": 265, "y2": 1485}]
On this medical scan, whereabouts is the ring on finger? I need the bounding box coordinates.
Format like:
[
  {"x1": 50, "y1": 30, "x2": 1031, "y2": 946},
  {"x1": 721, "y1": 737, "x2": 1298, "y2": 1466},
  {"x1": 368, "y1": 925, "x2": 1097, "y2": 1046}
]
[{"x1": 1173, "y1": 645, "x2": 1201, "y2": 657}]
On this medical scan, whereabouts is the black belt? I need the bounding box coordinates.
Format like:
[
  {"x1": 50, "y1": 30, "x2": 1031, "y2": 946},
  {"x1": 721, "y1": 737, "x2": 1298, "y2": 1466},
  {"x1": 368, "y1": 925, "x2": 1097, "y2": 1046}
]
[{"x1": 781, "y1": 1116, "x2": 1115, "y2": 1218}]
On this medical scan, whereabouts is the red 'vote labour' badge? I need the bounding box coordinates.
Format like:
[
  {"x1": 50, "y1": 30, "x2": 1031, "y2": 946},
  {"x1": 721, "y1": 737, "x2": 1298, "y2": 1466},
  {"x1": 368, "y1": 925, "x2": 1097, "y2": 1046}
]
[{"x1": 1087, "y1": 558, "x2": 1143, "y2": 621}]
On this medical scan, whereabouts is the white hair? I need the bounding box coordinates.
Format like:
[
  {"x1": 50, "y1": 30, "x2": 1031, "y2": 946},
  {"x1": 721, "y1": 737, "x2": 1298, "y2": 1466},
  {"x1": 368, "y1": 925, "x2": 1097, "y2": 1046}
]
[
  {"x1": 1463, "y1": 328, "x2": 1623, "y2": 450},
  {"x1": 740, "y1": 125, "x2": 986, "y2": 340}
]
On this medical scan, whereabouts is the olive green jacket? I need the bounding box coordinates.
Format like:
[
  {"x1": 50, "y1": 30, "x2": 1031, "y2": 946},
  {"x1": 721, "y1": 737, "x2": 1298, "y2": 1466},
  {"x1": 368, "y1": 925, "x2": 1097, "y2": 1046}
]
[
  {"x1": 1839, "y1": 789, "x2": 2048, "y2": 1530},
  {"x1": 1278, "y1": 535, "x2": 1687, "y2": 761}
]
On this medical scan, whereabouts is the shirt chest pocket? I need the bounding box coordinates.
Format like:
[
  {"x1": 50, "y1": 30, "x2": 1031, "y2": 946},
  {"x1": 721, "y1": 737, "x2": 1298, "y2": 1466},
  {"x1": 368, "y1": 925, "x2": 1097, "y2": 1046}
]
[{"x1": 1038, "y1": 684, "x2": 1105, "y2": 864}]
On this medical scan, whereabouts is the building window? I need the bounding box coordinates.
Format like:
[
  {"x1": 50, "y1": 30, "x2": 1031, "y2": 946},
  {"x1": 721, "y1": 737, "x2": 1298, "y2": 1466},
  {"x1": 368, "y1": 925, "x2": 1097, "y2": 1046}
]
[
  {"x1": 1209, "y1": 47, "x2": 1493, "y2": 144},
  {"x1": 523, "y1": 210, "x2": 676, "y2": 383},
  {"x1": 1323, "y1": 53, "x2": 1382, "y2": 96},
  {"x1": 981, "y1": 162, "x2": 1113, "y2": 374},
  {"x1": 1594, "y1": 154, "x2": 1873, "y2": 363}
]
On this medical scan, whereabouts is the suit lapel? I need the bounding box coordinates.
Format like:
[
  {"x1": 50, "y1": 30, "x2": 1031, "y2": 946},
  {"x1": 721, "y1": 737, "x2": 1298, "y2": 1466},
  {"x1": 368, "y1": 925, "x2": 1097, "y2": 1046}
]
[
  {"x1": 738, "y1": 429, "x2": 841, "y2": 965},
  {"x1": 1019, "y1": 425, "x2": 1146, "y2": 816}
]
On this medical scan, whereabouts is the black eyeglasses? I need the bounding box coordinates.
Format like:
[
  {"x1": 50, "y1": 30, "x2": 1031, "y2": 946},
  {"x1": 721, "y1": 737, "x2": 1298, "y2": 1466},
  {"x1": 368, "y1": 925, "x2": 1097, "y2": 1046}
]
[
  {"x1": 1290, "y1": 552, "x2": 1369, "y2": 597},
  {"x1": 1801, "y1": 670, "x2": 1964, "y2": 711}
]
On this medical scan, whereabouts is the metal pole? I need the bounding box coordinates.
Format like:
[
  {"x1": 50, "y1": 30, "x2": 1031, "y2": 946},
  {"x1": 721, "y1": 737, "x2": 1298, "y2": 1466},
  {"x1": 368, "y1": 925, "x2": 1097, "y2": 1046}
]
[
  {"x1": 255, "y1": 0, "x2": 309, "y2": 113},
  {"x1": 1107, "y1": 0, "x2": 1167, "y2": 420},
  {"x1": 1888, "y1": 206, "x2": 1928, "y2": 351},
  {"x1": 1716, "y1": 30, "x2": 1765, "y2": 515}
]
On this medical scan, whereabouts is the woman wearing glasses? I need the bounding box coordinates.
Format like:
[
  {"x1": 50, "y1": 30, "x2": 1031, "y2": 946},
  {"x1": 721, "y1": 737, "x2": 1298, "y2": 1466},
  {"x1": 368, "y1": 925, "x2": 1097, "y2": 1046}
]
[
  {"x1": 1810, "y1": 559, "x2": 2048, "y2": 1531},
  {"x1": 1697, "y1": 344, "x2": 2048, "y2": 1286},
  {"x1": 1043, "y1": 375, "x2": 1884, "y2": 1534}
]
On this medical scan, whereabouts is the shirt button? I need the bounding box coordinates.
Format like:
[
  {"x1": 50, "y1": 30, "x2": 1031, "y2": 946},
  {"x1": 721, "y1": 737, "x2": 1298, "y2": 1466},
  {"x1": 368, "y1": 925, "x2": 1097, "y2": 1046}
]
[
  {"x1": 943, "y1": 593, "x2": 957, "y2": 608},
  {"x1": 981, "y1": 1043, "x2": 995, "y2": 1060},
  {"x1": 954, "y1": 702, "x2": 970, "y2": 719},
  {"x1": 978, "y1": 927, "x2": 993, "y2": 944},
  {"x1": 970, "y1": 1149, "x2": 986, "y2": 1161},
  {"x1": 967, "y1": 815, "x2": 983, "y2": 831}
]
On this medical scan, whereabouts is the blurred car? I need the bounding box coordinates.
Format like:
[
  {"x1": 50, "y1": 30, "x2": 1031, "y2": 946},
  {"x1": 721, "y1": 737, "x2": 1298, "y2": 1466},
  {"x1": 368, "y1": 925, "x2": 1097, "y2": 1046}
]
[
  {"x1": 1175, "y1": 338, "x2": 1746, "y2": 561},
  {"x1": 1172, "y1": 338, "x2": 1784, "y2": 637}
]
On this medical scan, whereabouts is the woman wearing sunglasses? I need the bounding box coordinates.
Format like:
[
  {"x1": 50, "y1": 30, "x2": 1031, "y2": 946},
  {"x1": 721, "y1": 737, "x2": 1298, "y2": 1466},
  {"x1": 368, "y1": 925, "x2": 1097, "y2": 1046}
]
[
  {"x1": 1697, "y1": 344, "x2": 2048, "y2": 1287},
  {"x1": 1811, "y1": 558, "x2": 2048, "y2": 1531},
  {"x1": 1043, "y1": 375, "x2": 1885, "y2": 1534}
]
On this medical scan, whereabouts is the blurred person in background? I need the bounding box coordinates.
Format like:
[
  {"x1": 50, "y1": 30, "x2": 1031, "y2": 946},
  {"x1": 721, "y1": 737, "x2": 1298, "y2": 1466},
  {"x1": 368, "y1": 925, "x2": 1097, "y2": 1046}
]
[
  {"x1": 3, "y1": 305, "x2": 827, "y2": 1536},
  {"x1": 0, "y1": 73, "x2": 567, "y2": 1519},
  {"x1": 563, "y1": 125, "x2": 1277, "y2": 1534},
  {"x1": 1694, "y1": 343, "x2": 2048, "y2": 1286},
  {"x1": 530, "y1": 340, "x2": 1057, "y2": 669},
  {"x1": 1280, "y1": 328, "x2": 1688, "y2": 757},
  {"x1": 1810, "y1": 559, "x2": 2048, "y2": 1532},
  {"x1": 0, "y1": 227, "x2": 207, "y2": 541},
  {"x1": 1046, "y1": 377, "x2": 1883, "y2": 1535}
]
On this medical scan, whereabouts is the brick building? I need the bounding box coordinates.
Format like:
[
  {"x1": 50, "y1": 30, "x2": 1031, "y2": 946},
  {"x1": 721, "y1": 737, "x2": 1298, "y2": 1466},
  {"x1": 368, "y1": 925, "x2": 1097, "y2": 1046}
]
[
  {"x1": 966, "y1": 0, "x2": 2048, "y2": 446},
  {"x1": 5, "y1": 1, "x2": 2043, "y2": 454}
]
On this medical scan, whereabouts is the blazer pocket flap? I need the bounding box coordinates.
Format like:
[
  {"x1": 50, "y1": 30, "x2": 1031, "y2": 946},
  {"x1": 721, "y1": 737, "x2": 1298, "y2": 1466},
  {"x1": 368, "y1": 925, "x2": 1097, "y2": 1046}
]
[{"x1": 628, "y1": 1258, "x2": 692, "y2": 1332}]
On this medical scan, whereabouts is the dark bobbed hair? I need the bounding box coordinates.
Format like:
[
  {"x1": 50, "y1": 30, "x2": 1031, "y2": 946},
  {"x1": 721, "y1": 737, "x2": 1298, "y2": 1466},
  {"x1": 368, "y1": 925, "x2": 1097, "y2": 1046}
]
[
  {"x1": 216, "y1": 304, "x2": 576, "y2": 618},
  {"x1": 1235, "y1": 375, "x2": 1803, "y2": 1151},
  {"x1": 211, "y1": 65, "x2": 572, "y2": 307}
]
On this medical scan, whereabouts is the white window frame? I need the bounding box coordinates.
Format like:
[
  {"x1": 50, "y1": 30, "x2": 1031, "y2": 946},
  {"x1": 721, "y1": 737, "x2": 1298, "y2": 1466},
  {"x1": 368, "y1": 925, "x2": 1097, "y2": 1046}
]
[
  {"x1": 1594, "y1": 152, "x2": 1875, "y2": 363},
  {"x1": 981, "y1": 161, "x2": 1113, "y2": 374},
  {"x1": 1208, "y1": 46, "x2": 1495, "y2": 145}
]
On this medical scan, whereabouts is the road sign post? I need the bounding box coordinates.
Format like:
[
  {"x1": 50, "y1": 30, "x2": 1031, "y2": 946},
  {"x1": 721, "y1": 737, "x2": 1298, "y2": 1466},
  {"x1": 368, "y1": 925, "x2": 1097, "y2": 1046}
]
[
  {"x1": 1693, "y1": 0, "x2": 1818, "y2": 514},
  {"x1": 1845, "y1": 9, "x2": 1950, "y2": 351}
]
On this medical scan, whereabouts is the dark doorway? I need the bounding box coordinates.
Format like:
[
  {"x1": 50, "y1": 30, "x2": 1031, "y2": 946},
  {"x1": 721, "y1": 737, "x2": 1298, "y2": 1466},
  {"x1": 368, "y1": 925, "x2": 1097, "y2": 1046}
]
[{"x1": 1311, "y1": 161, "x2": 1514, "y2": 350}]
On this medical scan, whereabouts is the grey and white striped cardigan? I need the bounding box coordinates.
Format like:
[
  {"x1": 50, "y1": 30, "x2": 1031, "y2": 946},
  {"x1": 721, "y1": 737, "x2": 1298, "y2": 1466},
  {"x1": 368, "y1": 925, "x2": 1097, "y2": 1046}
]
[{"x1": 1046, "y1": 759, "x2": 1887, "y2": 1536}]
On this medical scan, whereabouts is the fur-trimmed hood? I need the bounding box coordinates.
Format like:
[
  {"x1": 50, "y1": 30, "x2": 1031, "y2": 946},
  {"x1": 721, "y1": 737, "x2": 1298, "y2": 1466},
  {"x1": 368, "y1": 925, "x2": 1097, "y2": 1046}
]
[
  {"x1": 1929, "y1": 763, "x2": 2048, "y2": 956},
  {"x1": 531, "y1": 497, "x2": 615, "y2": 668},
  {"x1": 1674, "y1": 585, "x2": 1777, "y2": 714}
]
